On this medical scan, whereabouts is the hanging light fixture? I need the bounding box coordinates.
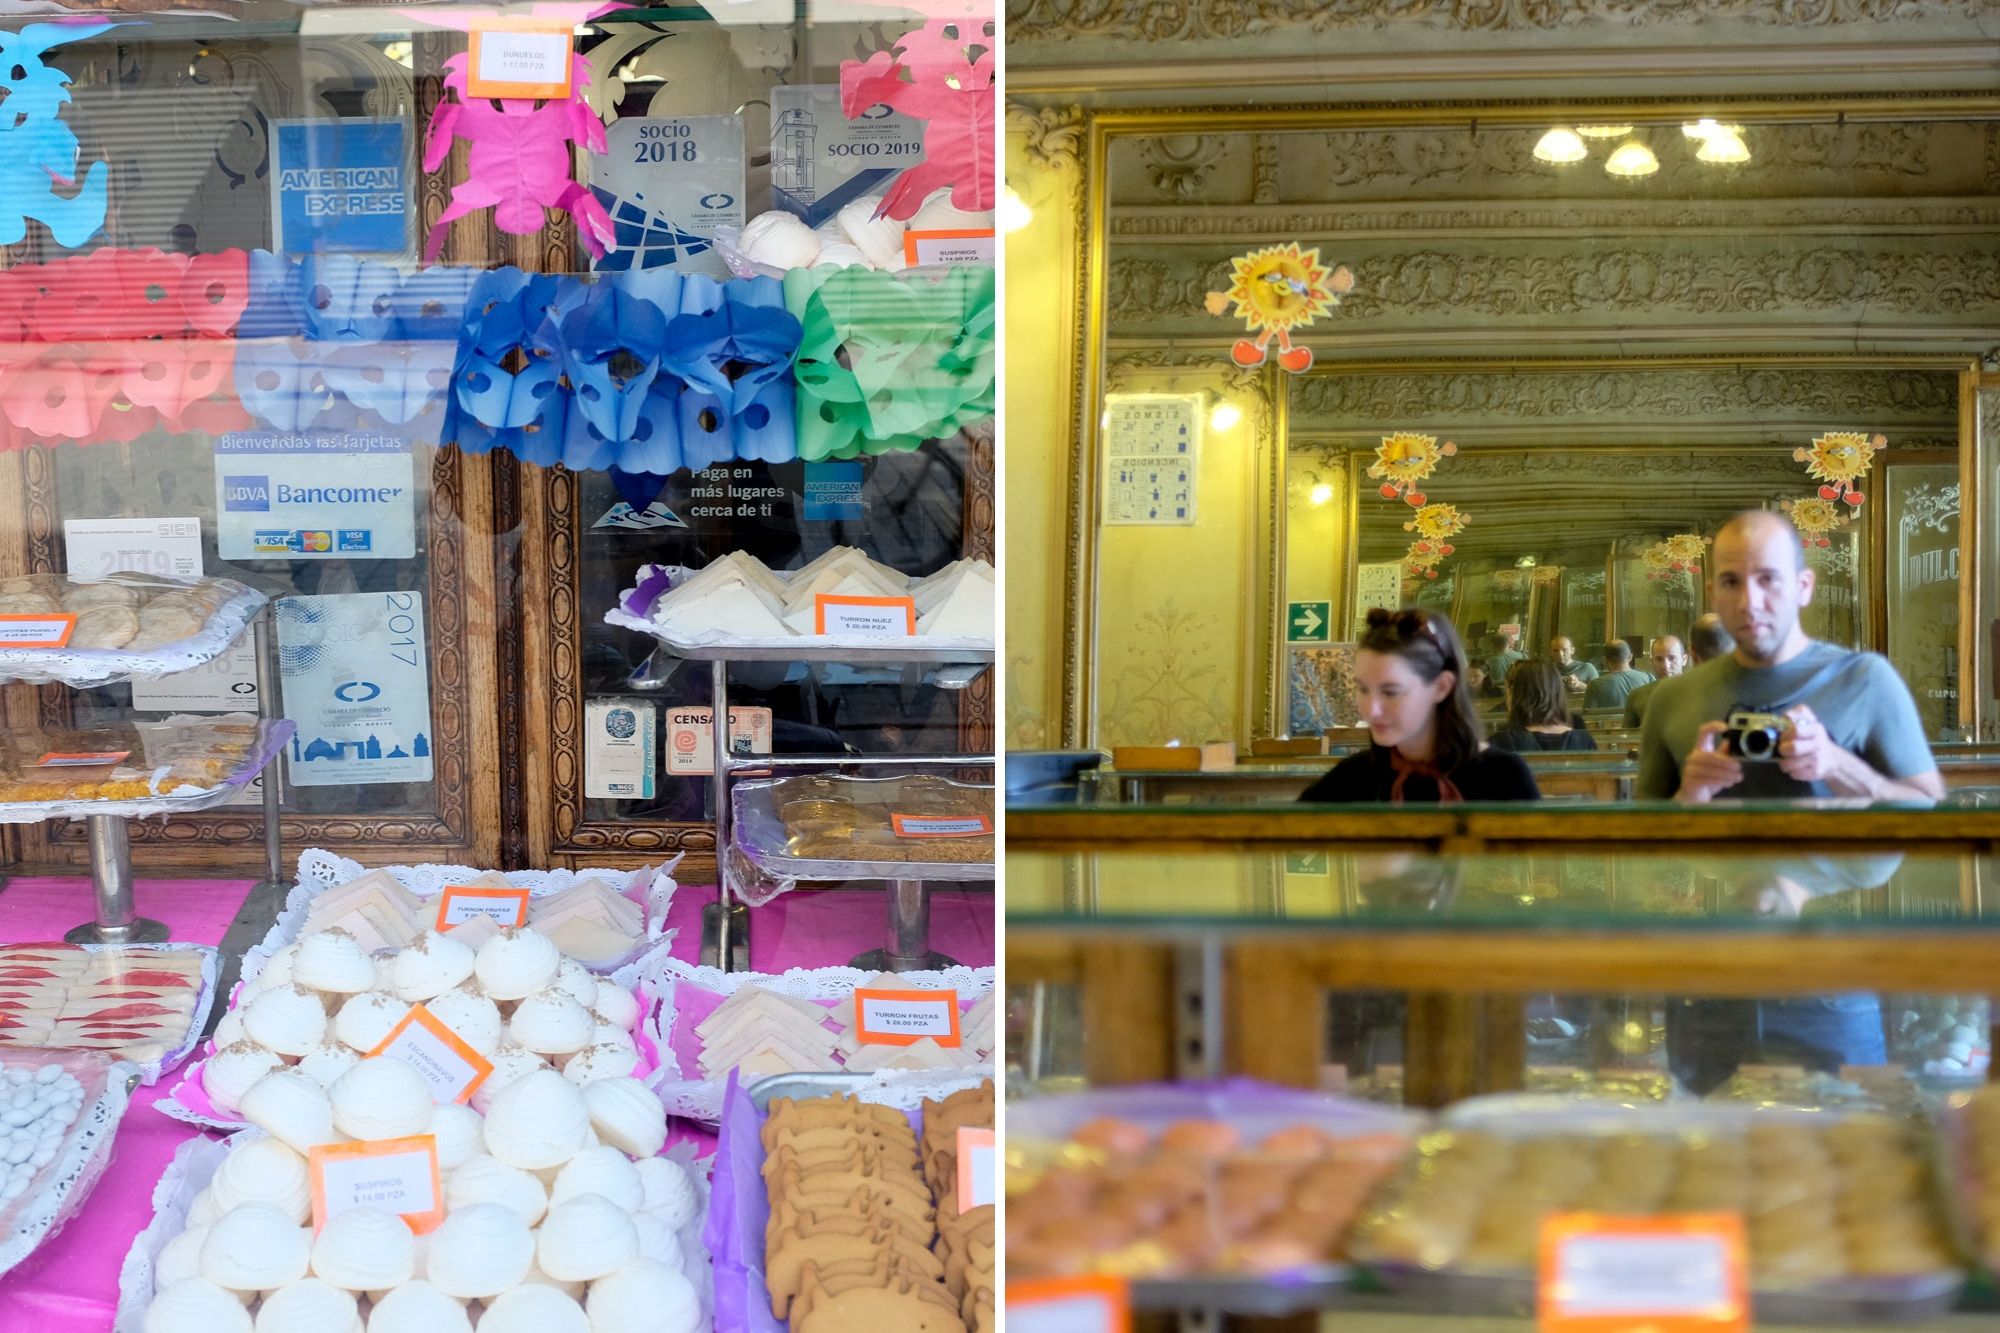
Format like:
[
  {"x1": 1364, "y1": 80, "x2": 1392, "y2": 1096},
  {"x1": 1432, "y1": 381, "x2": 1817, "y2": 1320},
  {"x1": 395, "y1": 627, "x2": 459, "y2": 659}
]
[
  {"x1": 1604, "y1": 140, "x2": 1660, "y2": 178},
  {"x1": 1533, "y1": 127, "x2": 1587, "y2": 164},
  {"x1": 1576, "y1": 124, "x2": 1634, "y2": 139},
  {"x1": 1695, "y1": 127, "x2": 1751, "y2": 164},
  {"x1": 1682, "y1": 118, "x2": 1727, "y2": 141},
  {"x1": 1209, "y1": 401, "x2": 1242, "y2": 432}
]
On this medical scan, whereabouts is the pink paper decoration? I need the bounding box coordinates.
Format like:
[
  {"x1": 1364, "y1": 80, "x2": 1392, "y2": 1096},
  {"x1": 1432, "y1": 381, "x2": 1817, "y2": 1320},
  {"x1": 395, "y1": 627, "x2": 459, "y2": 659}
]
[
  {"x1": 839, "y1": 17, "x2": 996, "y2": 223},
  {"x1": 422, "y1": 51, "x2": 616, "y2": 262}
]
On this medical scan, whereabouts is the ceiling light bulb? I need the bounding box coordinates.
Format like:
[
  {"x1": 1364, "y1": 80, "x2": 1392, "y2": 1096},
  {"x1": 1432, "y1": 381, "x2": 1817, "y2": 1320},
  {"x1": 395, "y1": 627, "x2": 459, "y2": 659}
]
[
  {"x1": 1604, "y1": 141, "x2": 1660, "y2": 178},
  {"x1": 999, "y1": 188, "x2": 1033, "y2": 233},
  {"x1": 1209, "y1": 401, "x2": 1242, "y2": 432},
  {"x1": 1696, "y1": 128, "x2": 1750, "y2": 164},
  {"x1": 1682, "y1": 118, "x2": 1726, "y2": 140},
  {"x1": 1532, "y1": 127, "x2": 1587, "y2": 164},
  {"x1": 1576, "y1": 124, "x2": 1634, "y2": 139},
  {"x1": 1308, "y1": 483, "x2": 1333, "y2": 507}
]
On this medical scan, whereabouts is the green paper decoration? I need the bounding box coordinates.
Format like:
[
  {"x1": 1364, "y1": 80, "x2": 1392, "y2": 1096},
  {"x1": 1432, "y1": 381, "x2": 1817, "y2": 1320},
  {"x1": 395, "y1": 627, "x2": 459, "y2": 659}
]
[{"x1": 783, "y1": 264, "x2": 995, "y2": 461}]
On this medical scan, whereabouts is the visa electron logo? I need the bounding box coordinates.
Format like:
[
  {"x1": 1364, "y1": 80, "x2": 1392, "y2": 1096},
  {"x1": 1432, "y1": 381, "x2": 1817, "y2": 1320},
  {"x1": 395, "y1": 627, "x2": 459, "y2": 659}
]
[{"x1": 333, "y1": 680, "x2": 382, "y2": 703}]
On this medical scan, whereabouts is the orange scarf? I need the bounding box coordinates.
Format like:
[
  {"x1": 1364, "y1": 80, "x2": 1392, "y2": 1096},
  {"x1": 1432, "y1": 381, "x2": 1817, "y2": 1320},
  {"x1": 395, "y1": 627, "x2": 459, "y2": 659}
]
[{"x1": 1388, "y1": 747, "x2": 1463, "y2": 804}]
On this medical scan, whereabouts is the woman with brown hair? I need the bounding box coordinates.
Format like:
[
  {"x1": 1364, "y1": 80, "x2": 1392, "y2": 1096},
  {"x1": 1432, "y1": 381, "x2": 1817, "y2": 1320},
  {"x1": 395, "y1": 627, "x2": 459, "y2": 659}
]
[
  {"x1": 1299, "y1": 608, "x2": 1540, "y2": 803},
  {"x1": 1490, "y1": 657, "x2": 1600, "y2": 754}
]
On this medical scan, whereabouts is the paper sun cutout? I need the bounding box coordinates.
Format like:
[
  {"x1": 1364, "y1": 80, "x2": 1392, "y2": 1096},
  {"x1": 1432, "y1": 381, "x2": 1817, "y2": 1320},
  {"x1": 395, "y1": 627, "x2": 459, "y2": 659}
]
[
  {"x1": 1367, "y1": 431, "x2": 1457, "y2": 506},
  {"x1": 422, "y1": 51, "x2": 615, "y2": 263},
  {"x1": 1401, "y1": 503, "x2": 1467, "y2": 580},
  {"x1": 1642, "y1": 533, "x2": 1708, "y2": 581},
  {"x1": 0, "y1": 22, "x2": 116, "y2": 250},
  {"x1": 1794, "y1": 430, "x2": 1883, "y2": 510},
  {"x1": 1782, "y1": 495, "x2": 1852, "y2": 548},
  {"x1": 839, "y1": 18, "x2": 996, "y2": 223},
  {"x1": 1202, "y1": 243, "x2": 1352, "y2": 374}
]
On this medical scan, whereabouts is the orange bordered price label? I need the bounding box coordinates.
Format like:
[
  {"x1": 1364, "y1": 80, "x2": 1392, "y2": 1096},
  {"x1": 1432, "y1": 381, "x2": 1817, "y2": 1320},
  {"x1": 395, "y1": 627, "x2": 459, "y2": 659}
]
[
  {"x1": 0, "y1": 614, "x2": 75, "y2": 649},
  {"x1": 1538, "y1": 1213, "x2": 1748, "y2": 1333},
  {"x1": 902, "y1": 228, "x2": 995, "y2": 267},
  {"x1": 309, "y1": 1135, "x2": 443, "y2": 1234},
  {"x1": 853, "y1": 986, "x2": 961, "y2": 1048},
  {"x1": 466, "y1": 19, "x2": 575, "y2": 100},
  {"x1": 956, "y1": 1126, "x2": 995, "y2": 1212},
  {"x1": 367, "y1": 1003, "x2": 495, "y2": 1105},
  {"x1": 1007, "y1": 1276, "x2": 1130, "y2": 1333},
  {"x1": 435, "y1": 884, "x2": 531, "y2": 931},
  {"x1": 36, "y1": 750, "x2": 129, "y2": 767},
  {"x1": 889, "y1": 813, "x2": 992, "y2": 838},
  {"x1": 813, "y1": 593, "x2": 915, "y2": 637}
]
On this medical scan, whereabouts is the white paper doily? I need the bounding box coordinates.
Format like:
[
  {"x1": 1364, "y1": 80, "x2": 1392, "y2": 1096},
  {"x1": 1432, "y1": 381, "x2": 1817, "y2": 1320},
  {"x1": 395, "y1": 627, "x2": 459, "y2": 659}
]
[
  {"x1": 0, "y1": 583, "x2": 266, "y2": 687},
  {"x1": 643, "y1": 954, "x2": 996, "y2": 1124},
  {"x1": 0, "y1": 1052, "x2": 135, "y2": 1281}
]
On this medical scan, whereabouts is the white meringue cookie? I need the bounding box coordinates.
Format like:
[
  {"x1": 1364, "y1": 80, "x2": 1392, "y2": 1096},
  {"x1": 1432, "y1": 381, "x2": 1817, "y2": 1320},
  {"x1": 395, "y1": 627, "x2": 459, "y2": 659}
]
[
  {"x1": 203, "y1": 1042, "x2": 284, "y2": 1113},
  {"x1": 629, "y1": 1212, "x2": 683, "y2": 1269},
  {"x1": 199, "y1": 1202, "x2": 312, "y2": 1292},
  {"x1": 553, "y1": 958, "x2": 597, "y2": 1007},
  {"x1": 211, "y1": 1136, "x2": 311, "y2": 1223},
  {"x1": 156, "y1": 1222, "x2": 210, "y2": 1290},
  {"x1": 310, "y1": 1206, "x2": 415, "y2": 1292},
  {"x1": 252, "y1": 1277, "x2": 359, "y2": 1332},
  {"x1": 590, "y1": 981, "x2": 640, "y2": 1031},
  {"x1": 243, "y1": 984, "x2": 330, "y2": 1057},
  {"x1": 143, "y1": 1276, "x2": 254, "y2": 1333},
  {"x1": 364, "y1": 1280, "x2": 471, "y2": 1333},
  {"x1": 391, "y1": 931, "x2": 477, "y2": 1002},
  {"x1": 256, "y1": 943, "x2": 299, "y2": 991},
  {"x1": 424, "y1": 987, "x2": 503, "y2": 1056},
  {"x1": 509, "y1": 989, "x2": 594, "y2": 1056},
  {"x1": 518, "y1": 1257, "x2": 583, "y2": 1300},
  {"x1": 909, "y1": 190, "x2": 994, "y2": 235},
  {"x1": 582, "y1": 1078, "x2": 666, "y2": 1159},
  {"x1": 372, "y1": 954, "x2": 397, "y2": 992},
  {"x1": 560, "y1": 1043, "x2": 641, "y2": 1086},
  {"x1": 484, "y1": 1069, "x2": 591, "y2": 1170},
  {"x1": 424, "y1": 1203, "x2": 535, "y2": 1300},
  {"x1": 535, "y1": 1194, "x2": 638, "y2": 1282},
  {"x1": 474, "y1": 928, "x2": 562, "y2": 1001},
  {"x1": 587, "y1": 1023, "x2": 638, "y2": 1053},
  {"x1": 633, "y1": 1156, "x2": 699, "y2": 1231},
  {"x1": 445, "y1": 1154, "x2": 548, "y2": 1226},
  {"x1": 185, "y1": 1188, "x2": 222, "y2": 1228},
  {"x1": 239, "y1": 1068, "x2": 339, "y2": 1153},
  {"x1": 738, "y1": 209, "x2": 821, "y2": 269},
  {"x1": 836, "y1": 194, "x2": 908, "y2": 271},
  {"x1": 548, "y1": 1145, "x2": 643, "y2": 1213},
  {"x1": 292, "y1": 929, "x2": 377, "y2": 995},
  {"x1": 428, "y1": 1101, "x2": 485, "y2": 1171},
  {"x1": 811, "y1": 241, "x2": 870, "y2": 269},
  {"x1": 329, "y1": 1057, "x2": 434, "y2": 1141},
  {"x1": 212, "y1": 1007, "x2": 249, "y2": 1050},
  {"x1": 295, "y1": 1041, "x2": 361, "y2": 1089},
  {"x1": 584, "y1": 1258, "x2": 702, "y2": 1333},
  {"x1": 470, "y1": 1046, "x2": 548, "y2": 1114},
  {"x1": 331, "y1": 991, "x2": 410, "y2": 1053},
  {"x1": 479, "y1": 1284, "x2": 589, "y2": 1333}
]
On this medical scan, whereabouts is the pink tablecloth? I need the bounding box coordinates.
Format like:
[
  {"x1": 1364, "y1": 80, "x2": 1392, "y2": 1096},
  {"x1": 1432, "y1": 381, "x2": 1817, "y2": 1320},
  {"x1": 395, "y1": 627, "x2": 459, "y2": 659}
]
[
  {"x1": 0, "y1": 876, "x2": 255, "y2": 1329},
  {"x1": 659, "y1": 884, "x2": 994, "y2": 971}
]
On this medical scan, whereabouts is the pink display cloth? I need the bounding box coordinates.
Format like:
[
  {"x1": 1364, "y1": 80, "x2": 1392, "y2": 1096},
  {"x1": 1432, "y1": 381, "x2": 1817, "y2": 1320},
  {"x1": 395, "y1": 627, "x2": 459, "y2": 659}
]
[
  {"x1": 0, "y1": 875, "x2": 254, "y2": 1328},
  {"x1": 659, "y1": 884, "x2": 995, "y2": 971}
]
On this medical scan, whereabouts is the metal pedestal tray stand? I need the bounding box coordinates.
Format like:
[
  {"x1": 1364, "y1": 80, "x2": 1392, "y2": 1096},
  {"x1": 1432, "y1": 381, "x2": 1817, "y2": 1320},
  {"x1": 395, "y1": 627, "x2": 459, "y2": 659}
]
[
  {"x1": 0, "y1": 603, "x2": 288, "y2": 945},
  {"x1": 656, "y1": 641, "x2": 994, "y2": 973}
]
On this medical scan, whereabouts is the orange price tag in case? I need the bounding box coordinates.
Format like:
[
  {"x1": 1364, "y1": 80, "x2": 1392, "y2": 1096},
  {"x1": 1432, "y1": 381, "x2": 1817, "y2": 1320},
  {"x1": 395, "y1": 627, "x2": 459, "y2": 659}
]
[
  {"x1": 853, "y1": 986, "x2": 961, "y2": 1048},
  {"x1": 890, "y1": 813, "x2": 992, "y2": 839},
  {"x1": 813, "y1": 593, "x2": 916, "y2": 637},
  {"x1": 36, "y1": 750, "x2": 129, "y2": 768},
  {"x1": 367, "y1": 1003, "x2": 495, "y2": 1105},
  {"x1": 955, "y1": 1126, "x2": 995, "y2": 1212},
  {"x1": 1538, "y1": 1213, "x2": 1748, "y2": 1333},
  {"x1": 435, "y1": 884, "x2": 531, "y2": 931},
  {"x1": 466, "y1": 18, "x2": 575, "y2": 100},
  {"x1": 1007, "y1": 1275, "x2": 1130, "y2": 1333},
  {"x1": 309, "y1": 1135, "x2": 443, "y2": 1234},
  {"x1": 0, "y1": 613, "x2": 76, "y2": 649}
]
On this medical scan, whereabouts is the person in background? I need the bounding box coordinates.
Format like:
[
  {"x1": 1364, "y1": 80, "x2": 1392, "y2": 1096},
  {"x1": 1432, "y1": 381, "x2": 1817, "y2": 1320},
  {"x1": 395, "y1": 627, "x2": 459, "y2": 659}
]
[
  {"x1": 1687, "y1": 612, "x2": 1736, "y2": 665},
  {"x1": 1300, "y1": 608, "x2": 1539, "y2": 803},
  {"x1": 1550, "y1": 636, "x2": 1599, "y2": 693},
  {"x1": 1484, "y1": 628, "x2": 1525, "y2": 693},
  {"x1": 1490, "y1": 658, "x2": 1599, "y2": 753},
  {"x1": 1622, "y1": 633, "x2": 1685, "y2": 727},
  {"x1": 1583, "y1": 640, "x2": 1654, "y2": 711},
  {"x1": 1637, "y1": 510, "x2": 1941, "y2": 802}
]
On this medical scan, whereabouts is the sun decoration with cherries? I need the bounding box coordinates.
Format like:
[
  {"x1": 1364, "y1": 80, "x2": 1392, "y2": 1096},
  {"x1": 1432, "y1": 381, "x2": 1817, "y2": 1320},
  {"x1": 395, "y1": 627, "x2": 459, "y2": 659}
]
[
  {"x1": 1368, "y1": 432, "x2": 1458, "y2": 506},
  {"x1": 1403, "y1": 502, "x2": 1468, "y2": 544},
  {"x1": 1782, "y1": 495, "x2": 1851, "y2": 548},
  {"x1": 1404, "y1": 540, "x2": 1449, "y2": 579},
  {"x1": 1642, "y1": 532, "x2": 1708, "y2": 581},
  {"x1": 1793, "y1": 431, "x2": 1884, "y2": 508}
]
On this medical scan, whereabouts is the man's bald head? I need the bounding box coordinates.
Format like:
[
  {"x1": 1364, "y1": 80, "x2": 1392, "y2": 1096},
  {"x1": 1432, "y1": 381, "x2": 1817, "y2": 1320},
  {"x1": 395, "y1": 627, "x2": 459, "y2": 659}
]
[{"x1": 1715, "y1": 510, "x2": 1806, "y2": 577}]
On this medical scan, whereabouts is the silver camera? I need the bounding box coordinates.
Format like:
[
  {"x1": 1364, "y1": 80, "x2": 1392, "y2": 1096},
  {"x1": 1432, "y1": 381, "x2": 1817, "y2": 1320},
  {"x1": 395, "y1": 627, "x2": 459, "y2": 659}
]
[{"x1": 1721, "y1": 710, "x2": 1788, "y2": 761}]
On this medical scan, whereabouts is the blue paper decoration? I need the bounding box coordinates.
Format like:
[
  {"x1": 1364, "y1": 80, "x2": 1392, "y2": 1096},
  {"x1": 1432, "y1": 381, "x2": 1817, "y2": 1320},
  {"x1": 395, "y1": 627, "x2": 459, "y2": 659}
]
[{"x1": 0, "y1": 23, "x2": 115, "y2": 249}]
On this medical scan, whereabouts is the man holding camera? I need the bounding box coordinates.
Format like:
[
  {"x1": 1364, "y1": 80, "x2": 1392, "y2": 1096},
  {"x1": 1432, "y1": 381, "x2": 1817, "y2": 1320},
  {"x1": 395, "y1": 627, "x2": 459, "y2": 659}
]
[{"x1": 1636, "y1": 510, "x2": 1942, "y2": 802}]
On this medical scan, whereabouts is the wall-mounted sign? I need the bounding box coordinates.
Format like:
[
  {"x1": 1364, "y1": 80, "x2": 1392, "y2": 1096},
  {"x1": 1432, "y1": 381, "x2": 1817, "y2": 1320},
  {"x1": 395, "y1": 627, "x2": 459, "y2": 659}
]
[
  {"x1": 270, "y1": 118, "x2": 410, "y2": 257},
  {"x1": 279, "y1": 591, "x2": 433, "y2": 788},
  {"x1": 592, "y1": 115, "x2": 745, "y2": 276},
  {"x1": 770, "y1": 85, "x2": 926, "y2": 228},
  {"x1": 215, "y1": 430, "x2": 416, "y2": 562}
]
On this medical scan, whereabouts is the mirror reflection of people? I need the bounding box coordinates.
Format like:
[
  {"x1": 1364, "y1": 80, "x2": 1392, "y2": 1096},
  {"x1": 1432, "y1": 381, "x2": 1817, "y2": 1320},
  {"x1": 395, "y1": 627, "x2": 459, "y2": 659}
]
[
  {"x1": 1491, "y1": 658, "x2": 1599, "y2": 753},
  {"x1": 1551, "y1": 636, "x2": 1598, "y2": 693},
  {"x1": 1582, "y1": 640, "x2": 1653, "y2": 711},
  {"x1": 1625, "y1": 619, "x2": 1730, "y2": 727},
  {"x1": 1637, "y1": 510, "x2": 1942, "y2": 803},
  {"x1": 1484, "y1": 628, "x2": 1525, "y2": 693},
  {"x1": 1300, "y1": 608, "x2": 1540, "y2": 803}
]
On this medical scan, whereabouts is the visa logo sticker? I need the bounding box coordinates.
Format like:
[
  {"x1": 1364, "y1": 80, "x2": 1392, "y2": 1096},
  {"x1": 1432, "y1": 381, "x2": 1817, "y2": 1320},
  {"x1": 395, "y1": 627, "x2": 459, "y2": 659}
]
[
  {"x1": 337, "y1": 530, "x2": 373, "y2": 552},
  {"x1": 223, "y1": 476, "x2": 271, "y2": 512},
  {"x1": 252, "y1": 530, "x2": 335, "y2": 554}
]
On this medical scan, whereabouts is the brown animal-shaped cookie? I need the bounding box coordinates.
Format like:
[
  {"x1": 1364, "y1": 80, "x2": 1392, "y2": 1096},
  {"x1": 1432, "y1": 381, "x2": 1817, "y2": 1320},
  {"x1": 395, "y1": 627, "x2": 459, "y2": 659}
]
[
  {"x1": 770, "y1": 1165, "x2": 932, "y2": 1222},
  {"x1": 763, "y1": 1095, "x2": 911, "y2": 1143},
  {"x1": 768, "y1": 1197, "x2": 934, "y2": 1251},
  {"x1": 767, "y1": 1217, "x2": 947, "y2": 1318},
  {"x1": 763, "y1": 1138, "x2": 922, "y2": 1181},
  {"x1": 791, "y1": 1260, "x2": 962, "y2": 1332},
  {"x1": 775, "y1": 1121, "x2": 919, "y2": 1157}
]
